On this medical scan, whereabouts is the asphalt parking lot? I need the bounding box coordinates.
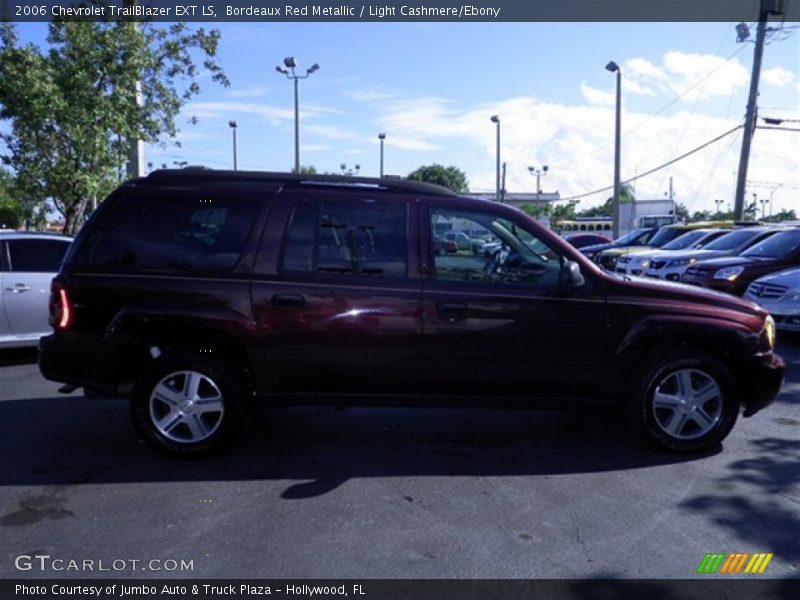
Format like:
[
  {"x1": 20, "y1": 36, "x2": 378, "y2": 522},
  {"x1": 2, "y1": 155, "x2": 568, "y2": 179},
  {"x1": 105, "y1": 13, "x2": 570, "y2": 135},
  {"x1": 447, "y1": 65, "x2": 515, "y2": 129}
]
[{"x1": 1, "y1": 337, "x2": 798, "y2": 580}]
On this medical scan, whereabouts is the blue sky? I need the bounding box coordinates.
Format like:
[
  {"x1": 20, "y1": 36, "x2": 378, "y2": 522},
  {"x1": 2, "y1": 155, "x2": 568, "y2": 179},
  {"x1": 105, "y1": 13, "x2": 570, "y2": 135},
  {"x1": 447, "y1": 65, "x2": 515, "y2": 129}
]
[{"x1": 11, "y1": 20, "x2": 800, "y2": 214}]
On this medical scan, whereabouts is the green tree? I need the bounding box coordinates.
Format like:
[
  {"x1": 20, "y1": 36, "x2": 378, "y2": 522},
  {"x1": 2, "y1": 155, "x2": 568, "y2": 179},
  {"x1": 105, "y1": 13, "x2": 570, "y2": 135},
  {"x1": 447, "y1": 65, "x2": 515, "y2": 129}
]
[
  {"x1": 764, "y1": 208, "x2": 797, "y2": 223},
  {"x1": 293, "y1": 165, "x2": 317, "y2": 175},
  {"x1": 407, "y1": 164, "x2": 469, "y2": 193},
  {"x1": 519, "y1": 203, "x2": 551, "y2": 219},
  {"x1": 577, "y1": 183, "x2": 635, "y2": 218},
  {"x1": 0, "y1": 21, "x2": 228, "y2": 234},
  {"x1": 0, "y1": 167, "x2": 23, "y2": 229}
]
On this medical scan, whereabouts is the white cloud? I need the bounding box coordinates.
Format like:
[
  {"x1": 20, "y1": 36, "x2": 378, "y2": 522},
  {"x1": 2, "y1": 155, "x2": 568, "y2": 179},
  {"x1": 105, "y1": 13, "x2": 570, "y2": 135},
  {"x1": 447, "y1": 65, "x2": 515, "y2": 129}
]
[
  {"x1": 227, "y1": 86, "x2": 270, "y2": 99},
  {"x1": 762, "y1": 66, "x2": 795, "y2": 87},
  {"x1": 624, "y1": 52, "x2": 749, "y2": 103},
  {"x1": 580, "y1": 82, "x2": 614, "y2": 106},
  {"x1": 185, "y1": 101, "x2": 338, "y2": 127},
  {"x1": 346, "y1": 88, "x2": 396, "y2": 102}
]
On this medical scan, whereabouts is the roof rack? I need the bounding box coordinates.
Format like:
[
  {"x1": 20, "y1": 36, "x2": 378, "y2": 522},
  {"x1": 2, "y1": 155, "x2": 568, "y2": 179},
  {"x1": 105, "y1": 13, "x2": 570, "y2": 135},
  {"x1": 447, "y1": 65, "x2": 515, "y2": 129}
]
[{"x1": 144, "y1": 168, "x2": 457, "y2": 197}]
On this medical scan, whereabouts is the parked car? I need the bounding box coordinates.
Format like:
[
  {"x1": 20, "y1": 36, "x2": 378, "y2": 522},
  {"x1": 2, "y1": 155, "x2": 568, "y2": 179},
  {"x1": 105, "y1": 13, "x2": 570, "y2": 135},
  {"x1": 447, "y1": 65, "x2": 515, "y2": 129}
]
[
  {"x1": 39, "y1": 169, "x2": 784, "y2": 456},
  {"x1": 745, "y1": 268, "x2": 800, "y2": 332},
  {"x1": 433, "y1": 235, "x2": 457, "y2": 256},
  {"x1": 581, "y1": 227, "x2": 659, "y2": 264},
  {"x1": 682, "y1": 228, "x2": 800, "y2": 295},
  {"x1": 599, "y1": 221, "x2": 737, "y2": 272},
  {"x1": 564, "y1": 232, "x2": 613, "y2": 250},
  {"x1": 0, "y1": 231, "x2": 72, "y2": 348},
  {"x1": 642, "y1": 227, "x2": 778, "y2": 282},
  {"x1": 617, "y1": 228, "x2": 729, "y2": 276}
]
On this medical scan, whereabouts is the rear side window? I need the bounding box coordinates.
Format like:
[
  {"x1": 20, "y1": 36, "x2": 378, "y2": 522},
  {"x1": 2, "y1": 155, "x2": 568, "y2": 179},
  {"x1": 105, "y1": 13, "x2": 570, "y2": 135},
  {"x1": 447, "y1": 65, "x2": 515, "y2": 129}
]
[
  {"x1": 281, "y1": 198, "x2": 408, "y2": 278},
  {"x1": 74, "y1": 193, "x2": 260, "y2": 272},
  {"x1": 6, "y1": 239, "x2": 70, "y2": 272}
]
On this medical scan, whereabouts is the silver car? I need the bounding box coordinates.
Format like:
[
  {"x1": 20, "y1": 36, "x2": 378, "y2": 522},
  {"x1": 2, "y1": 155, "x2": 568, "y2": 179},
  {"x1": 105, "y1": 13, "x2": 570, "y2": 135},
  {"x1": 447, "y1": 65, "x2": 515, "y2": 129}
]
[
  {"x1": 745, "y1": 267, "x2": 800, "y2": 332},
  {"x1": 1, "y1": 231, "x2": 72, "y2": 348}
]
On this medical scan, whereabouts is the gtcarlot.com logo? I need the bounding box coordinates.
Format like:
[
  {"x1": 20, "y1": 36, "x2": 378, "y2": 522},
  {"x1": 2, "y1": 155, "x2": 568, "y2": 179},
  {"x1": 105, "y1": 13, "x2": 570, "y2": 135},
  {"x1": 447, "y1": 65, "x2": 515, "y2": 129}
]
[
  {"x1": 14, "y1": 554, "x2": 194, "y2": 572},
  {"x1": 697, "y1": 552, "x2": 773, "y2": 574}
]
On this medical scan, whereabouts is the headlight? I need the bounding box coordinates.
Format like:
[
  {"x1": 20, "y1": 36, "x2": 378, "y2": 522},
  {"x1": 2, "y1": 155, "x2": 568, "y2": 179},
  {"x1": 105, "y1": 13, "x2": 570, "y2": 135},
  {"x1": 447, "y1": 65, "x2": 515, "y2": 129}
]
[
  {"x1": 764, "y1": 315, "x2": 776, "y2": 350},
  {"x1": 786, "y1": 292, "x2": 800, "y2": 303},
  {"x1": 640, "y1": 260, "x2": 651, "y2": 269},
  {"x1": 713, "y1": 266, "x2": 744, "y2": 281}
]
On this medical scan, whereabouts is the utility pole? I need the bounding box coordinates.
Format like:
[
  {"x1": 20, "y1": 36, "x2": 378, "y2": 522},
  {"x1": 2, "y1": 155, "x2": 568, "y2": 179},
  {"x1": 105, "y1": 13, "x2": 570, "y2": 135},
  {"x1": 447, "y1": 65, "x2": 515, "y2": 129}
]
[{"x1": 733, "y1": 0, "x2": 783, "y2": 219}]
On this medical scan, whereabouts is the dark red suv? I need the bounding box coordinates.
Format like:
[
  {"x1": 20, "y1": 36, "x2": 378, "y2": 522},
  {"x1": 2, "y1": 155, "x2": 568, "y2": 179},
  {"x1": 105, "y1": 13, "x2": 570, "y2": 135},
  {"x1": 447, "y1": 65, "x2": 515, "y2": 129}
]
[{"x1": 39, "y1": 170, "x2": 784, "y2": 456}]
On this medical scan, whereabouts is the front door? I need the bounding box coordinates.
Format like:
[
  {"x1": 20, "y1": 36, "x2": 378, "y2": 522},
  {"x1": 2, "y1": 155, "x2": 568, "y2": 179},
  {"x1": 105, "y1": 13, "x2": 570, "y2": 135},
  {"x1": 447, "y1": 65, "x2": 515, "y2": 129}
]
[{"x1": 420, "y1": 204, "x2": 608, "y2": 400}]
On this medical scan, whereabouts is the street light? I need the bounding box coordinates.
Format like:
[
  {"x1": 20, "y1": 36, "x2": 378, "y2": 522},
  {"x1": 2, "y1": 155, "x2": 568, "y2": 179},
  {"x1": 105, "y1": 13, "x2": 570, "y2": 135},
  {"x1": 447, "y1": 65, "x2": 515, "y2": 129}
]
[
  {"x1": 275, "y1": 56, "x2": 320, "y2": 173},
  {"x1": 606, "y1": 60, "x2": 622, "y2": 239},
  {"x1": 490, "y1": 115, "x2": 500, "y2": 202},
  {"x1": 714, "y1": 199, "x2": 724, "y2": 217},
  {"x1": 228, "y1": 120, "x2": 238, "y2": 171},
  {"x1": 378, "y1": 133, "x2": 386, "y2": 178},
  {"x1": 527, "y1": 165, "x2": 549, "y2": 204}
]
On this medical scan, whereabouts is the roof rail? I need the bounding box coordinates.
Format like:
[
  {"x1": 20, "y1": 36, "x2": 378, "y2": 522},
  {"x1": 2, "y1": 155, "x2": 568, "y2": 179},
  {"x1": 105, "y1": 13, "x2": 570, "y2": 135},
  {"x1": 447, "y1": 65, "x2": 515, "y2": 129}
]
[{"x1": 144, "y1": 168, "x2": 457, "y2": 197}]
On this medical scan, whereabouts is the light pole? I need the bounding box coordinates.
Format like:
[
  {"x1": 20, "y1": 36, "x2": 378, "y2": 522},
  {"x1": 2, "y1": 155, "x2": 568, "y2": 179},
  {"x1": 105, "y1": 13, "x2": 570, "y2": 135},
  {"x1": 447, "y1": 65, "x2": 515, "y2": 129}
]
[
  {"x1": 714, "y1": 199, "x2": 724, "y2": 217},
  {"x1": 606, "y1": 60, "x2": 622, "y2": 239},
  {"x1": 275, "y1": 57, "x2": 319, "y2": 173},
  {"x1": 228, "y1": 120, "x2": 238, "y2": 171},
  {"x1": 490, "y1": 115, "x2": 500, "y2": 202},
  {"x1": 378, "y1": 133, "x2": 386, "y2": 177},
  {"x1": 768, "y1": 183, "x2": 784, "y2": 218},
  {"x1": 527, "y1": 165, "x2": 549, "y2": 204}
]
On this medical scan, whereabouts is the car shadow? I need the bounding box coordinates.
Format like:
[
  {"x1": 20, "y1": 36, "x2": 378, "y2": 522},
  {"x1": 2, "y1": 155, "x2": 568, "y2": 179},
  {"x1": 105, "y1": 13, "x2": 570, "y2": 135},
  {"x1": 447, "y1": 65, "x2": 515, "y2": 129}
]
[
  {"x1": 0, "y1": 395, "x2": 710, "y2": 499},
  {"x1": 679, "y1": 436, "x2": 800, "y2": 564}
]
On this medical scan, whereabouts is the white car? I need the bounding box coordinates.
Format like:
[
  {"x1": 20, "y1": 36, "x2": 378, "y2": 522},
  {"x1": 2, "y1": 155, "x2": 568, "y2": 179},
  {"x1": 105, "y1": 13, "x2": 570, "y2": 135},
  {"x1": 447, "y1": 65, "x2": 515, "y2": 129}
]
[
  {"x1": 0, "y1": 231, "x2": 72, "y2": 348},
  {"x1": 619, "y1": 229, "x2": 726, "y2": 276},
  {"x1": 745, "y1": 267, "x2": 800, "y2": 332},
  {"x1": 643, "y1": 227, "x2": 778, "y2": 282}
]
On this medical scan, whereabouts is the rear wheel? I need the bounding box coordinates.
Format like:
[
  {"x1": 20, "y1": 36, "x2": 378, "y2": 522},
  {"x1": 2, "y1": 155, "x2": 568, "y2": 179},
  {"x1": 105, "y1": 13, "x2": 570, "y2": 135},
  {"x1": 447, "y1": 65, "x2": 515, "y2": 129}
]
[
  {"x1": 131, "y1": 354, "x2": 245, "y2": 457},
  {"x1": 629, "y1": 350, "x2": 739, "y2": 452}
]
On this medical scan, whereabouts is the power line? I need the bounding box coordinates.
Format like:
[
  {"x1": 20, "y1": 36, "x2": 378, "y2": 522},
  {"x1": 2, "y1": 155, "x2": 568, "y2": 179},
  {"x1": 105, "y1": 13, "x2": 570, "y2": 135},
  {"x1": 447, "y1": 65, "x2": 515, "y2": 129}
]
[{"x1": 560, "y1": 124, "x2": 744, "y2": 203}]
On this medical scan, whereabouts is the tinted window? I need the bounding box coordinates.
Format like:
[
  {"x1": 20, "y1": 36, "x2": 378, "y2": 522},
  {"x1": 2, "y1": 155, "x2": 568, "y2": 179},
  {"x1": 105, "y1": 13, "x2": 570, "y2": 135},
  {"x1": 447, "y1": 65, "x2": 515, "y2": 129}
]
[
  {"x1": 649, "y1": 227, "x2": 685, "y2": 247},
  {"x1": 661, "y1": 230, "x2": 709, "y2": 251},
  {"x1": 75, "y1": 194, "x2": 259, "y2": 272},
  {"x1": 7, "y1": 239, "x2": 70, "y2": 272},
  {"x1": 703, "y1": 229, "x2": 761, "y2": 251},
  {"x1": 431, "y1": 209, "x2": 563, "y2": 288},
  {"x1": 281, "y1": 198, "x2": 408, "y2": 278},
  {"x1": 743, "y1": 230, "x2": 800, "y2": 259}
]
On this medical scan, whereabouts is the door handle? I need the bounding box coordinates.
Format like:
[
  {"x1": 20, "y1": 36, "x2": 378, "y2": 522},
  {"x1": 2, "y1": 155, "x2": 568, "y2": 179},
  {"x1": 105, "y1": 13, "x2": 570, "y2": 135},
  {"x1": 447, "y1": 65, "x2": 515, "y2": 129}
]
[
  {"x1": 271, "y1": 293, "x2": 306, "y2": 307},
  {"x1": 436, "y1": 302, "x2": 468, "y2": 317},
  {"x1": 5, "y1": 283, "x2": 32, "y2": 293}
]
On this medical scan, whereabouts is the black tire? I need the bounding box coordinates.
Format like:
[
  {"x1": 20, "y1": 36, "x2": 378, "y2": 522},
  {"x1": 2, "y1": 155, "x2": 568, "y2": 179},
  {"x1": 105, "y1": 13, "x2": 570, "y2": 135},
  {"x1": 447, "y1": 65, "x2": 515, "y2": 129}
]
[
  {"x1": 628, "y1": 349, "x2": 739, "y2": 453},
  {"x1": 131, "y1": 354, "x2": 246, "y2": 457}
]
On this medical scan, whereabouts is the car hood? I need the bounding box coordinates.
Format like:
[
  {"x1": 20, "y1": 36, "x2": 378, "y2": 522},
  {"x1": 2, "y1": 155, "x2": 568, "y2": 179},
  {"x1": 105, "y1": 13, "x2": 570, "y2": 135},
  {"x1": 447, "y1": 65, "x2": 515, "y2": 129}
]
[
  {"x1": 651, "y1": 248, "x2": 727, "y2": 262},
  {"x1": 602, "y1": 245, "x2": 653, "y2": 257},
  {"x1": 751, "y1": 266, "x2": 800, "y2": 288},
  {"x1": 580, "y1": 242, "x2": 613, "y2": 255},
  {"x1": 608, "y1": 273, "x2": 766, "y2": 322},
  {"x1": 691, "y1": 255, "x2": 757, "y2": 269}
]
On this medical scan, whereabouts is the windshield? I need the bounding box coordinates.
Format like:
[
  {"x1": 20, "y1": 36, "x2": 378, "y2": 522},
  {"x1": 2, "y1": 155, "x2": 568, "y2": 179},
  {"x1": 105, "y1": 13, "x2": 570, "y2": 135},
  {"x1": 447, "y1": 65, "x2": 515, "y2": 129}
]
[
  {"x1": 742, "y1": 229, "x2": 800, "y2": 259},
  {"x1": 614, "y1": 228, "x2": 650, "y2": 245},
  {"x1": 703, "y1": 229, "x2": 761, "y2": 251},
  {"x1": 661, "y1": 230, "x2": 709, "y2": 251},
  {"x1": 648, "y1": 227, "x2": 685, "y2": 247}
]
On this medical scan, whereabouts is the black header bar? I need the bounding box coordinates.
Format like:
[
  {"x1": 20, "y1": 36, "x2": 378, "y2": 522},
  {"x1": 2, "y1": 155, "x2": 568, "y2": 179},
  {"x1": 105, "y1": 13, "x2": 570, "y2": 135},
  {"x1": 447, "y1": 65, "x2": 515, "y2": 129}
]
[{"x1": 4, "y1": 0, "x2": 800, "y2": 23}]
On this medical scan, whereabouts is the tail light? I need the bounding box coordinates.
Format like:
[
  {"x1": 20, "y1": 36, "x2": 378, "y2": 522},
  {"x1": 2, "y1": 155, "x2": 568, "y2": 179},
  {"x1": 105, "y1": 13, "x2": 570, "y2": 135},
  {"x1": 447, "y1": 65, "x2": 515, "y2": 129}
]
[{"x1": 49, "y1": 281, "x2": 72, "y2": 331}]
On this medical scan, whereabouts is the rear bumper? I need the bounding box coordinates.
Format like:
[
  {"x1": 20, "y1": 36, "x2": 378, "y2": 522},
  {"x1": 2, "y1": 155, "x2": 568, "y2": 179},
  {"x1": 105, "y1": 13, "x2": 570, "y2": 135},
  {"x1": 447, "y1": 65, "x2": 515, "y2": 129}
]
[
  {"x1": 741, "y1": 351, "x2": 785, "y2": 416},
  {"x1": 39, "y1": 333, "x2": 99, "y2": 389}
]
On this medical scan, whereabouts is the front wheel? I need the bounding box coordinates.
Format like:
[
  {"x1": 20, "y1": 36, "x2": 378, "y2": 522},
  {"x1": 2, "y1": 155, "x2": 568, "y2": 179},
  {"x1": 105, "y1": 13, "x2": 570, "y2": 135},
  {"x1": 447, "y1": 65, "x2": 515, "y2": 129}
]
[
  {"x1": 629, "y1": 350, "x2": 739, "y2": 452},
  {"x1": 131, "y1": 354, "x2": 245, "y2": 457}
]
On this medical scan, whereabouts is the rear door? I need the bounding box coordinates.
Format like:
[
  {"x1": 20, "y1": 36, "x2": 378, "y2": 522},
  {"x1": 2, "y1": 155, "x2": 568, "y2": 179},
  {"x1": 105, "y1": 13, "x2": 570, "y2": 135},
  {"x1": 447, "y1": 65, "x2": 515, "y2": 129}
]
[
  {"x1": 1, "y1": 237, "x2": 71, "y2": 339},
  {"x1": 250, "y1": 188, "x2": 422, "y2": 396}
]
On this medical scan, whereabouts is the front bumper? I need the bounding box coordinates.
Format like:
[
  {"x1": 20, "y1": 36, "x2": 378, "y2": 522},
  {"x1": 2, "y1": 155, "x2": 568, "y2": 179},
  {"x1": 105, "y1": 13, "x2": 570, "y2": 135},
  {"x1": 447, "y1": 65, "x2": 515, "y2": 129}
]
[{"x1": 741, "y1": 351, "x2": 785, "y2": 416}]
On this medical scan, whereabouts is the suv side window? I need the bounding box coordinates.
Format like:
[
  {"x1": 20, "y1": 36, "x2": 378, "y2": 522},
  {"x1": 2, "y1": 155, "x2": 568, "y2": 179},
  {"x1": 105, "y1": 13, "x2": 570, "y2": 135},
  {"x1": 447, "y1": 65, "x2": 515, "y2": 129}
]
[
  {"x1": 431, "y1": 209, "x2": 563, "y2": 288},
  {"x1": 74, "y1": 193, "x2": 259, "y2": 273},
  {"x1": 6, "y1": 239, "x2": 70, "y2": 272},
  {"x1": 281, "y1": 198, "x2": 408, "y2": 278}
]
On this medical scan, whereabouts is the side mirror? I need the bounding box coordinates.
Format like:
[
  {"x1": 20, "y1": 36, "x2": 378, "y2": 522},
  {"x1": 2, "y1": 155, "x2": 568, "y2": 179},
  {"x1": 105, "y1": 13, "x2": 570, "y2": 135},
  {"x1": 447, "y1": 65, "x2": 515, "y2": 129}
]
[{"x1": 564, "y1": 260, "x2": 585, "y2": 287}]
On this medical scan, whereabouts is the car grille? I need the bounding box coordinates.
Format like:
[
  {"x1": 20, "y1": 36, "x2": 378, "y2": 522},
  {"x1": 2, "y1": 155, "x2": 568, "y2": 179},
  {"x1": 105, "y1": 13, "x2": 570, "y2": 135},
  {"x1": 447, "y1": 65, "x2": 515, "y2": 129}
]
[{"x1": 746, "y1": 282, "x2": 788, "y2": 300}]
